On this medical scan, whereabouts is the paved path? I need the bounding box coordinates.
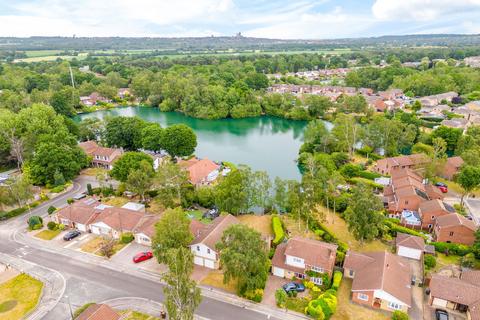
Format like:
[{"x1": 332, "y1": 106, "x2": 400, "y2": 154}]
[{"x1": 0, "y1": 175, "x2": 308, "y2": 320}]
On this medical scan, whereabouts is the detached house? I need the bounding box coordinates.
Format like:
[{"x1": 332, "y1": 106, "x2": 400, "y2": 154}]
[
  {"x1": 374, "y1": 154, "x2": 429, "y2": 176},
  {"x1": 179, "y1": 157, "x2": 220, "y2": 186},
  {"x1": 429, "y1": 271, "x2": 480, "y2": 320},
  {"x1": 433, "y1": 213, "x2": 477, "y2": 245},
  {"x1": 272, "y1": 237, "x2": 337, "y2": 285},
  {"x1": 190, "y1": 214, "x2": 239, "y2": 269},
  {"x1": 343, "y1": 251, "x2": 412, "y2": 313},
  {"x1": 79, "y1": 141, "x2": 123, "y2": 170}
]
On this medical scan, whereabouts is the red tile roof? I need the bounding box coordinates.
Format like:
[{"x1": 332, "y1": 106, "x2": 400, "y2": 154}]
[
  {"x1": 396, "y1": 233, "x2": 425, "y2": 251},
  {"x1": 346, "y1": 251, "x2": 412, "y2": 306},
  {"x1": 179, "y1": 158, "x2": 219, "y2": 185},
  {"x1": 77, "y1": 304, "x2": 120, "y2": 320},
  {"x1": 435, "y1": 213, "x2": 477, "y2": 231},
  {"x1": 191, "y1": 214, "x2": 239, "y2": 250},
  {"x1": 283, "y1": 237, "x2": 337, "y2": 270}
]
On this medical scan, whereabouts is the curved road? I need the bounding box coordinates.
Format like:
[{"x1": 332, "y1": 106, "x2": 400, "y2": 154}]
[{"x1": 0, "y1": 176, "x2": 298, "y2": 320}]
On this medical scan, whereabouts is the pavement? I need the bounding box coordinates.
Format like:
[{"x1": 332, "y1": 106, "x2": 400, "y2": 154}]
[
  {"x1": 263, "y1": 275, "x2": 289, "y2": 307},
  {"x1": 0, "y1": 175, "x2": 308, "y2": 320},
  {"x1": 465, "y1": 196, "x2": 480, "y2": 225}
]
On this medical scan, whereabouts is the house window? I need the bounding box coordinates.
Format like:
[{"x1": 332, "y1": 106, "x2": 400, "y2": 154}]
[
  {"x1": 349, "y1": 269, "x2": 354, "y2": 277},
  {"x1": 428, "y1": 224, "x2": 432, "y2": 228},
  {"x1": 207, "y1": 248, "x2": 211, "y2": 254},
  {"x1": 431, "y1": 216, "x2": 435, "y2": 220},
  {"x1": 449, "y1": 231, "x2": 454, "y2": 236},
  {"x1": 311, "y1": 266, "x2": 324, "y2": 273},
  {"x1": 388, "y1": 301, "x2": 402, "y2": 310},
  {"x1": 405, "y1": 200, "x2": 409, "y2": 205},
  {"x1": 294, "y1": 273, "x2": 305, "y2": 279},
  {"x1": 196, "y1": 246, "x2": 200, "y2": 251},
  {"x1": 357, "y1": 293, "x2": 369, "y2": 301},
  {"x1": 312, "y1": 277, "x2": 323, "y2": 285},
  {"x1": 293, "y1": 257, "x2": 302, "y2": 263}
]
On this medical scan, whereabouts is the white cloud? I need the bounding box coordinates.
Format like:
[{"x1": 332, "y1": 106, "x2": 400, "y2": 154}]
[{"x1": 372, "y1": 0, "x2": 480, "y2": 21}]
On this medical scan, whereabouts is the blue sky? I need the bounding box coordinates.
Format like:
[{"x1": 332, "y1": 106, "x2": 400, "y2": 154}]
[{"x1": 0, "y1": 0, "x2": 480, "y2": 39}]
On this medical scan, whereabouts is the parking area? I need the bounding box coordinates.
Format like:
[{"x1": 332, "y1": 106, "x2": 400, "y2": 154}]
[
  {"x1": 262, "y1": 275, "x2": 290, "y2": 307},
  {"x1": 465, "y1": 198, "x2": 480, "y2": 225},
  {"x1": 425, "y1": 304, "x2": 468, "y2": 320},
  {"x1": 110, "y1": 242, "x2": 166, "y2": 274}
]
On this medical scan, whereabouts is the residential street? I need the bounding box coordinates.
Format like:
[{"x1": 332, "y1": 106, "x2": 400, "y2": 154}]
[{"x1": 0, "y1": 175, "x2": 305, "y2": 320}]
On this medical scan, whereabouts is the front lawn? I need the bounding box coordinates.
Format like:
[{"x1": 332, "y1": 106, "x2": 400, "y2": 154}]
[
  {"x1": 185, "y1": 210, "x2": 212, "y2": 224},
  {"x1": 103, "y1": 196, "x2": 130, "y2": 207},
  {"x1": 284, "y1": 297, "x2": 309, "y2": 313},
  {"x1": 34, "y1": 229, "x2": 61, "y2": 240},
  {"x1": 80, "y1": 237, "x2": 127, "y2": 257},
  {"x1": 0, "y1": 274, "x2": 43, "y2": 320},
  {"x1": 200, "y1": 271, "x2": 237, "y2": 294},
  {"x1": 333, "y1": 278, "x2": 389, "y2": 320},
  {"x1": 237, "y1": 214, "x2": 273, "y2": 237}
]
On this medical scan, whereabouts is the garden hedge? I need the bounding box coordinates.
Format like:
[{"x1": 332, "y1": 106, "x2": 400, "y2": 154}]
[
  {"x1": 272, "y1": 215, "x2": 285, "y2": 245},
  {"x1": 331, "y1": 271, "x2": 343, "y2": 290},
  {"x1": 431, "y1": 242, "x2": 472, "y2": 256},
  {"x1": 120, "y1": 232, "x2": 135, "y2": 244},
  {"x1": 384, "y1": 220, "x2": 428, "y2": 240}
]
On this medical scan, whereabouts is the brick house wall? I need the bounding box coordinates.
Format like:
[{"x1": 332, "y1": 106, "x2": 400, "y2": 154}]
[
  {"x1": 351, "y1": 290, "x2": 375, "y2": 307},
  {"x1": 434, "y1": 225, "x2": 476, "y2": 245}
]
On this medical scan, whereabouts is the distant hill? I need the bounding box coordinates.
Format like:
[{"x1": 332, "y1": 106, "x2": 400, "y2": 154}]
[{"x1": 1, "y1": 34, "x2": 480, "y2": 52}]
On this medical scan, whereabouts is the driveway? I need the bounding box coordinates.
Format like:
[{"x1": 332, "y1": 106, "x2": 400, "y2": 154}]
[
  {"x1": 407, "y1": 258, "x2": 424, "y2": 320},
  {"x1": 263, "y1": 275, "x2": 289, "y2": 307},
  {"x1": 465, "y1": 197, "x2": 480, "y2": 225},
  {"x1": 110, "y1": 242, "x2": 166, "y2": 274},
  {"x1": 425, "y1": 304, "x2": 467, "y2": 320}
]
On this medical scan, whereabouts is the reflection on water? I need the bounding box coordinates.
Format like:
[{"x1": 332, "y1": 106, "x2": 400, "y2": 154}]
[{"x1": 75, "y1": 107, "x2": 309, "y2": 180}]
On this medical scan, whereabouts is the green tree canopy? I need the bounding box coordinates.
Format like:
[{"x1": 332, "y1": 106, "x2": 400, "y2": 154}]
[
  {"x1": 104, "y1": 116, "x2": 146, "y2": 151},
  {"x1": 161, "y1": 124, "x2": 197, "y2": 158},
  {"x1": 110, "y1": 152, "x2": 153, "y2": 182}
]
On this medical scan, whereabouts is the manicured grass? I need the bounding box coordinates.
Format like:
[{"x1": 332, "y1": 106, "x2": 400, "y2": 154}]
[
  {"x1": 81, "y1": 167, "x2": 108, "y2": 177},
  {"x1": 200, "y1": 271, "x2": 237, "y2": 294},
  {"x1": 185, "y1": 210, "x2": 212, "y2": 224},
  {"x1": 0, "y1": 274, "x2": 43, "y2": 320},
  {"x1": 333, "y1": 278, "x2": 389, "y2": 320},
  {"x1": 120, "y1": 310, "x2": 160, "y2": 320},
  {"x1": 433, "y1": 253, "x2": 461, "y2": 272},
  {"x1": 237, "y1": 214, "x2": 273, "y2": 237},
  {"x1": 34, "y1": 229, "x2": 61, "y2": 240},
  {"x1": 14, "y1": 52, "x2": 88, "y2": 63},
  {"x1": 24, "y1": 50, "x2": 63, "y2": 57}
]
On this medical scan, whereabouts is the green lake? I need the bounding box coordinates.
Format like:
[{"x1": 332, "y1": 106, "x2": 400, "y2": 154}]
[{"x1": 75, "y1": 107, "x2": 308, "y2": 180}]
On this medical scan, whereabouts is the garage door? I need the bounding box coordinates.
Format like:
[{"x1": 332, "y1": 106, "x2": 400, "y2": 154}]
[
  {"x1": 77, "y1": 224, "x2": 87, "y2": 232},
  {"x1": 432, "y1": 298, "x2": 448, "y2": 308},
  {"x1": 91, "y1": 226, "x2": 101, "y2": 235},
  {"x1": 272, "y1": 267, "x2": 285, "y2": 278},
  {"x1": 194, "y1": 256, "x2": 204, "y2": 266},
  {"x1": 204, "y1": 259, "x2": 215, "y2": 269},
  {"x1": 398, "y1": 246, "x2": 421, "y2": 260}
]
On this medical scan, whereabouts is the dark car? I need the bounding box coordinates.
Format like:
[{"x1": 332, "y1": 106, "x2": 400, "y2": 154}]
[
  {"x1": 282, "y1": 282, "x2": 305, "y2": 293},
  {"x1": 435, "y1": 309, "x2": 449, "y2": 320},
  {"x1": 435, "y1": 182, "x2": 447, "y2": 187},
  {"x1": 63, "y1": 230, "x2": 81, "y2": 241},
  {"x1": 133, "y1": 251, "x2": 153, "y2": 263}
]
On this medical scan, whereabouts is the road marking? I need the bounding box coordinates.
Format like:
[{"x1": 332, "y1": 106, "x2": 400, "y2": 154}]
[
  {"x1": 63, "y1": 241, "x2": 78, "y2": 249},
  {"x1": 79, "y1": 234, "x2": 89, "y2": 240}
]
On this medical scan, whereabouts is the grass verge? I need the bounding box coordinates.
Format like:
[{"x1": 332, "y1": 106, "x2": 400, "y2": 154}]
[
  {"x1": 200, "y1": 271, "x2": 237, "y2": 294},
  {"x1": 0, "y1": 274, "x2": 43, "y2": 320},
  {"x1": 34, "y1": 229, "x2": 61, "y2": 240}
]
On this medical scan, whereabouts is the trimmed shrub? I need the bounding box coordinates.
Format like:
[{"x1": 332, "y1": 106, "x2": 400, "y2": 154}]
[
  {"x1": 58, "y1": 223, "x2": 65, "y2": 231},
  {"x1": 335, "y1": 251, "x2": 345, "y2": 264},
  {"x1": 47, "y1": 206, "x2": 56, "y2": 215},
  {"x1": 306, "y1": 289, "x2": 337, "y2": 320},
  {"x1": 432, "y1": 242, "x2": 472, "y2": 256},
  {"x1": 339, "y1": 164, "x2": 362, "y2": 178},
  {"x1": 67, "y1": 198, "x2": 74, "y2": 204},
  {"x1": 120, "y1": 232, "x2": 134, "y2": 244},
  {"x1": 392, "y1": 310, "x2": 409, "y2": 320},
  {"x1": 331, "y1": 271, "x2": 343, "y2": 290},
  {"x1": 357, "y1": 170, "x2": 382, "y2": 180},
  {"x1": 461, "y1": 253, "x2": 477, "y2": 268},
  {"x1": 244, "y1": 289, "x2": 263, "y2": 303},
  {"x1": 275, "y1": 288, "x2": 287, "y2": 308},
  {"x1": 424, "y1": 255, "x2": 436, "y2": 270},
  {"x1": 47, "y1": 221, "x2": 57, "y2": 231},
  {"x1": 28, "y1": 216, "x2": 43, "y2": 229},
  {"x1": 86, "y1": 183, "x2": 93, "y2": 196},
  {"x1": 384, "y1": 220, "x2": 428, "y2": 239},
  {"x1": 272, "y1": 215, "x2": 285, "y2": 245}
]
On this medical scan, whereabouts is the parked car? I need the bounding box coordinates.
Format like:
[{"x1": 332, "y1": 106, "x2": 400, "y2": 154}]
[
  {"x1": 282, "y1": 282, "x2": 305, "y2": 293},
  {"x1": 435, "y1": 182, "x2": 448, "y2": 193},
  {"x1": 133, "y1": 251, "x2": 153, "y2": 263},
  {"x1": 435, "y1": 309, "x2": 449, "y2": 320},
  {"x1": 63, "y1": 230, "x2": 81, "y2": 241},
  {"x1": 202, "y1": 207, "x2": 220, "y2": 220}
]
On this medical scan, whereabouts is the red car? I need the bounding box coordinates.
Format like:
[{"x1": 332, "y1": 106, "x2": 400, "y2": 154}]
[
  {"x1": 435, "y1": 182, "x2": 448, "y2": 193},
  {"x1": 133, "y1": 251, "x2": 153, "y2": 263}
]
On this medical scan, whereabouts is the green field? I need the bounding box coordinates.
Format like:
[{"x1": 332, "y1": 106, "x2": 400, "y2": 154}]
[
  {"x1": 14, "y1": 52, "x2": 88, "y2": 63},
  {"x1": 24, "y1": 50, "x2": 63, "y2": 57}
]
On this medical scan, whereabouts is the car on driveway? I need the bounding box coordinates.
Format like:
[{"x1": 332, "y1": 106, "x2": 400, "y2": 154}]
[
  {"x1": 282, "y1": 282, "x2": 305, "y2": 293},
  {"x1": 63, "y1": 230, "x2": 81, "y2": 241},
  {"x1": 133, "y1": 251, "x2": 153, "y2": 263},
  {"x1": 435, "y1": 309, "x2": 448, "y2": 320},
  {"x1": 435, "y1": 182, "x2": 448, "y2": 193}
]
